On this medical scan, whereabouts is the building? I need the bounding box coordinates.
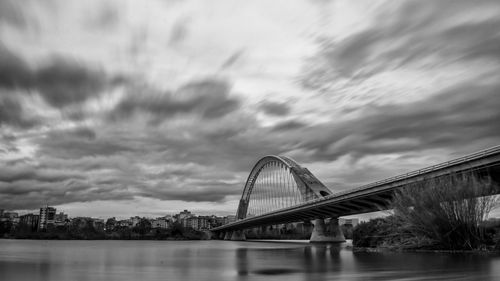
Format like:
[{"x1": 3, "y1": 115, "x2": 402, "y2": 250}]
[
  {"x1": 39, "y1": 206, "x2": 57, "y2": 230},
  {"x1": 55, "y1": 212, "x2": 68, "y2": 222},
  {"x1": 176, "y1": 210, "x2": 194, "y2": 227},
  {"x1": 197, "y1": 216, "x2": 210, "y2": 230},
  {"x1": 209, "y1": 216, "x2": 225, "y2": 228},
  {"x1": 223, "y1": 215, "x2": 236, "y2": 225},
  {"x1": 183, "y1": 216, "x2": 210, "y2": 231},
  {"x1": 19, "y1": 214, "x2": 39, "y2": 231},
  {"x1": 177, "y1": 210, "x2": 193, "y2": 220},
  {"x1": 151, "y1": 217, "x2": 170, "y2": 229},
  {"x1": 183, "y1": 217, "x2": 197, "y2": 229},
  {"x1": 3, "y1": 212, "x2": 18, "y2": 219}
]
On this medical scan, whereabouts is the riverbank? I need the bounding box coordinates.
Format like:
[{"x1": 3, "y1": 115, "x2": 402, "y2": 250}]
[
  {"x1": 351, "y1": 245, "x2": 500, "y2": 255},
  {"x1": 352, "y1": 216, "x2": 500, "y2": 252}
]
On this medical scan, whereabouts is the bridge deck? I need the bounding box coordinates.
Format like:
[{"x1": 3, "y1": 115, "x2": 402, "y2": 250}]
[{"x1": 213, "y1": 145, "x2": 500, "y2": 232}]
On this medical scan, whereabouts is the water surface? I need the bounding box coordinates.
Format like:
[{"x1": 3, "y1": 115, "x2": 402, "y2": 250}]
[{"x1": 1, "y1": 239, "x2": 499, "y2": 281}]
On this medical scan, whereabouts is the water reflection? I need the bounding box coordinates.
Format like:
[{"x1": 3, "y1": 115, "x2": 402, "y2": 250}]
[
  {"x1": 236, "y1": 243, "x2": 343, "y2": 280},
  {"x1": 0, "y1": 240, "x2": 499, "y2": 281}
]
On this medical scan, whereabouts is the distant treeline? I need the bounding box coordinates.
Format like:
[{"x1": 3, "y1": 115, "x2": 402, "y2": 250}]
[{"x1": 0, "y1": 217, "x2": 207, "y2": 240}]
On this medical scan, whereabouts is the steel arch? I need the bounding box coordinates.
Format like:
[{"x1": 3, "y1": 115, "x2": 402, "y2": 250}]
[{"x1": 236, "y1": 155, "x2": 333, "y2": 219}]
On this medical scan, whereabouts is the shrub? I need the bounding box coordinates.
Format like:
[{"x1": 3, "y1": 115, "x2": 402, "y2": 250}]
[
  {"x1": 391, "y1": 173, "x2": 499, "y2": 250},
  {"x1": 352, "y1": 218, "x2": 393, "y2": 247}
]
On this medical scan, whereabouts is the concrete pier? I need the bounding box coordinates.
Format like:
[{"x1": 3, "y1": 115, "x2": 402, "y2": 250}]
[
  {"x1": 230, "y1": 229, "x2": 246, "y2": 241},
  {"x1": 309, "y1": 218, "x2": 345, "y2": 243}
]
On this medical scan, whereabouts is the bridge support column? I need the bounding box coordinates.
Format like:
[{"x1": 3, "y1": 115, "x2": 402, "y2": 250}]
[
  {"x1": 223, "y1": 231, "x2": 232, "y2": 240},
  {"x1": 230, "y1": 229, "x2": 246, "y2": 241},
  {"x1": 310, "y1": 218, "x2": 345, "y2": 243}
]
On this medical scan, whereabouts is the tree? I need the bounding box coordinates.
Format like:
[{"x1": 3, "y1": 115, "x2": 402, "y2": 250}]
[
  {"x1": 133, "y1": 218, "x2": 151, "y2": 237},
  {"x1": 105, "y1": 217, "x2": 117, "y2": 232}
]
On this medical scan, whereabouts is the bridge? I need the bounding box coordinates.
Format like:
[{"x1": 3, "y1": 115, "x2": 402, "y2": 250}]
[{"x1": 212, "y1": 145, "x2": 500, "y2": 242}]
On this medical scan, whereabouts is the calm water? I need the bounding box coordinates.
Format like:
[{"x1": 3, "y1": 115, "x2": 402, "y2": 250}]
[{"x1": 1, "y1": 239, "x2": 500, "y2": 281}]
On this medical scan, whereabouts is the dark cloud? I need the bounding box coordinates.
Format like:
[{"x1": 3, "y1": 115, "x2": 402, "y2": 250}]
[
  {"x1": 35, "y1": 127, "x2": 128, "y2": 159},
  {"x1": 111, "y1": 79, "x2": 240, "y2": 122},
  {"x1": 0, "y1": 179, "x2": 135, "y2": 210},
  {"x1": 259, "y1": 101, "x2": 291, "y2": 116},
  {"x1": 301, "y1": 0, "x2": 500, "y2": 87},
  {"x1": 292, "y1": 81, "x2": 500, "y2": 162},
  {"x1": 0, "y1": 44, "x2": 33, "y2": 89},
  {"x1": 36, "y1": 58, "x2": 107, "y2": 107},
  {"x1": 272, "y1": 120, "x2": 306, "y2": 131},
  {"x1": 0, "y1": 162, "x2": 85, "y2": 183},
  {"x1": 0, "y1": 44, "x2": 113, "y2": 109},
  {"x1": 0, "y1": 96, "x2": 38, "y2": 128}
]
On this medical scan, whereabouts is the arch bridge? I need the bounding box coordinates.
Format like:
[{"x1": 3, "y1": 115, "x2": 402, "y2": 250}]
[{"x1": 212, "y1": 145, "x2": 500, "y2": 242}]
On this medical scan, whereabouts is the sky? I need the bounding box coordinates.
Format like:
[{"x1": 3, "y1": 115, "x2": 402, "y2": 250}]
[{"x1": 1, "y1": 0, "x2": 500, "y2": 219}]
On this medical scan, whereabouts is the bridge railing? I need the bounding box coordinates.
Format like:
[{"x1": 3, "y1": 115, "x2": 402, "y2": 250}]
[{"x1": 321, "y1": 144, "x2": 500, "y2": 202}]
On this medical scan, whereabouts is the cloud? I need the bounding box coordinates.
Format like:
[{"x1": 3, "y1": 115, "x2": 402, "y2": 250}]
[
  {"x1": 87, "y1": 3, "x2": 120, "y2": 30},
  {"x1": 0, "y1": 162, "x2": 85, "y2": 183},
  {"x1": 285, "y1": 81, "x2": 500, "y2": 162},
  {"x1": 0, "y1": 44, "x2": 117, "y2": 110},
  {"x1": 272, "y1": 120, "x2": 306, "y2": 131},
  {"x1": 0, "y1": 179, "x2": 135, "y2": 210},
  {"x1": 110, "y1": 79, "x2": 241, "y2": 122},
  {"x1": 35, "y1": 57, "x2": 108, "y2": 107},
  {"x1": 0, "y1": 44, "x2": 33, "y2": 89},
  {"x1": 140, "y1": 181, "x2": 242, "y2": 202},
  {"x1": 259, "y1": 100, "x2": 291, "y2": 116},
  {"x1": 300, "y1": 0, "x2": 500, "y2": 87},
  {"x1": 220, "y1": 50, "x2": 245, "y2": 70},
  {"x1": 0, "y1": 0, "x2": 27, "y2": 29},
  {"x1": 168, "y1": 17, "x2": 190, "y2": 45},
  {"x1": 0, "y1": 96, "x2": 39, "y2": 128},
  {"x1": 35, "y1": 127, "x2": 129, "y2": 159}
]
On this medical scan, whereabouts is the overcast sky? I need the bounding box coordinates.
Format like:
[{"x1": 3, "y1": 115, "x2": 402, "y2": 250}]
[{"x1": 1, "y1": 0, "x2": 499, "y2": 219}]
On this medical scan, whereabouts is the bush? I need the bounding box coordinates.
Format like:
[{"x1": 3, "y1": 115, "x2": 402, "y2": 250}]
[
  {"x1": 352, "y1": 218, "x2": 393, "y2": 247},
  {"x1": 391, "y1": 173, "x2": 499, "y2": 250}
]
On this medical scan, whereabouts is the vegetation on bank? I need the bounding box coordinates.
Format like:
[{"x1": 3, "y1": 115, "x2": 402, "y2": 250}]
[
  {"x1": 0, "y1": 218, "x2": 206, "y2": 240},
  {"x1": 353, "y1": 173, "x2": 500, "y2": 251}
]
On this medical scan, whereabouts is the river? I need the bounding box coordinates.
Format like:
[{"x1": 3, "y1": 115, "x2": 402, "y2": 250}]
[{"x1": 1, "y1": 239, "x2": 499, "y2": 281}]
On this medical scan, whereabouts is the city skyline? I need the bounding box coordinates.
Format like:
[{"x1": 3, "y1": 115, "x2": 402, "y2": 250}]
[{"x1": 1, "y1": 0, "x2": 500, "y2": 218}]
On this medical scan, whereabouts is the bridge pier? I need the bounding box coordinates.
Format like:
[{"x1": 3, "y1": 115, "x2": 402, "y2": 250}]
[
  {"x1": 309, "y1": 218, "x2": 345, "y2": 243},
  {"x1": 230, "y1": 229, "x2": 246, "y2": 241},
  {"x1": 223, "y1": 231, "x2": 232, "y2": 240}
]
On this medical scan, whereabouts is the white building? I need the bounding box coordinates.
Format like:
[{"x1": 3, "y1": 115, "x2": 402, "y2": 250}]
[
  {"x1": 151, "y1": 218, "x2": 170, "y2": 229},
  {"x1": 39, "y1": 206, "x2": 56, "y2": 230}
]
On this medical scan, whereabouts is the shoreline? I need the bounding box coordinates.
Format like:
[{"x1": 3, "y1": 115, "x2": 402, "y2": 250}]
[{"x1": 350, "y1": 246, "x2": 500, "y2": 255}]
